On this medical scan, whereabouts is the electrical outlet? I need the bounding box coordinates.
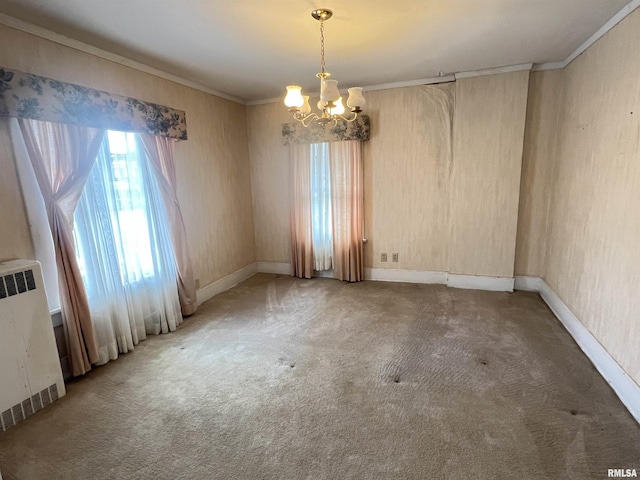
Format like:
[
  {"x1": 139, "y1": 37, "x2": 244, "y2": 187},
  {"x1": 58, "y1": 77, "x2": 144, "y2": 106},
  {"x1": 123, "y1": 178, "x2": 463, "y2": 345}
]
[
  {"x1": 195, "y1": 278, "x2": 201, "y2": 289},
  {"x1": 381, "y1": 253, "x2": 387, "y2": 262},
  {"x1": 392, "y1": 253, "x2": 399, "y2": 262}
]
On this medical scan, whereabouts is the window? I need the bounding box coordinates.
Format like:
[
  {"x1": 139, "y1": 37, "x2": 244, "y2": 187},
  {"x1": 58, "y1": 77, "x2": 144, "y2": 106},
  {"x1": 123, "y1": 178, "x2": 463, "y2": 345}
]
[
  {"x1": 310, "y1": 142, "x2": 333, "y2": 271},
  {"x1": 11, "y1": 118, "x2": 186, "y2": 371},
  {"x1": 290, "y1": 140, "x2": 364, "y2": 281},
  {"x1": 73, "y1": 130, "x2": 181, "y2": 363},
  {"x1": 74, "y1": 131, "x2": 174, "y2": 289}
]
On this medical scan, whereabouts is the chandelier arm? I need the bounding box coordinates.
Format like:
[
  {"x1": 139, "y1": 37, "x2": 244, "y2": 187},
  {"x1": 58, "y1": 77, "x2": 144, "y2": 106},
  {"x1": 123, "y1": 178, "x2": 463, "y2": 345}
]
[
  {"x1": 302, "y1": 113, "x2": 319, "y2": 128},
  {"x1": 285, "y1": 9, "x2": 364, "y2": 128},
  {"x1": 334, "y1": 111, "x2": 359, "y2": 123},
  {"x1": 293, "y1": 112, "x2": 320, "y2": 128}
]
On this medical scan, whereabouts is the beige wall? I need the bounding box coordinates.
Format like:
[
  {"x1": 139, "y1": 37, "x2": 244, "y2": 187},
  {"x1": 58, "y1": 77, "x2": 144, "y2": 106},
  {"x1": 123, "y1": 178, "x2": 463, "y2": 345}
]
[
  {"x1": 0, "y1": 119, "x2": 34, "y2": 262},
  {"x1": 450, "y1": 71, "x2": 529, "y2": 277},
  {"x1": 0, "y1": 24, "x2": 255, "y2": 287},
  {"x1": 248, "y1": 73, "x2": 529, "y2": 278},
  {"x1": 514, "y1": 70, "x2": 564, "y2": 277},
  {"x1": 363, "y1": 84, "x2": 454, "y2": 271},
  {"x1": 517, "y1": 9, "x2": 640, "y2": 384},
  {"x1": 246, "y1": 102, "x2": 292, "y2": 263}
]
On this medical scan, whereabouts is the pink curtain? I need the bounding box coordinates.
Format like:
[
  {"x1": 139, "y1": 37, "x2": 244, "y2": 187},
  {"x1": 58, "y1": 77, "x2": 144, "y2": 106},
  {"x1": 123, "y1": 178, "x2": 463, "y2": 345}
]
[
  {"x1": 330, "y1": 141, "x2": 364, "y2": 282},
  {"x1": 290, "y1": 143, "x2": 315, "y2": 278},
  {"x1": 140, "y1": 134, "x2": 197, "y2": 316},
  {"x1": 19, "y1": 118, "x2": 105, "y2": 376}
]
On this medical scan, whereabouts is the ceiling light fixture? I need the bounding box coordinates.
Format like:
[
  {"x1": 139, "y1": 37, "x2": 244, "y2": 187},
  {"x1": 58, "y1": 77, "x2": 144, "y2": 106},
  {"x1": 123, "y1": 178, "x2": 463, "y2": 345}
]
[{"x1": 284, "y1": 8, "x2": 365, "y2": 127}]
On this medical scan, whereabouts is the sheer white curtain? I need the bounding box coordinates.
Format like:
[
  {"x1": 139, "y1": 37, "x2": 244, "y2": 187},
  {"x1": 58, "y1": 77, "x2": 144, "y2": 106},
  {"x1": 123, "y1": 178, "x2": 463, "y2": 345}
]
[
  {"x1": 330, "y1": 140, "x2": 364, "y2": 282},
  {"x1": 310, "y1": 142, "x2": 333, "y2": 271},
  {"x1": 73, "y1": 131, "x2": 182, "y2": 365}
]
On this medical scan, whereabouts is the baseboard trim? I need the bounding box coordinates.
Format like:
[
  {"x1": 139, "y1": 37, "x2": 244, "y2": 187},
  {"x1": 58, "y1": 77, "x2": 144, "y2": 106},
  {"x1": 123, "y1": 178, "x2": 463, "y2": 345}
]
[
  {"x1": 366, "y1": 268, "x2": 515, "y2": 292},
  {"x1": 196, "y1": 262, "x2": 258, "y2": 306},
  {"x1": 515, "y1": 276, "x2": 640, "y2": 424},
  {"x1": 447, "y1": 274, "x2": 514, "y2": 292},
  {"x1": 365, "y1": 267, "x2": 448, "y2": 284},
  {"x1": 260, "y1": 264, "x2": 514, "y2": 291},
  {"x1": 514, "y1": 275, "x2": 543, "y2": 292},
  {"x1": 257, "y1": 262, "x2": 291, "y2": 275}
]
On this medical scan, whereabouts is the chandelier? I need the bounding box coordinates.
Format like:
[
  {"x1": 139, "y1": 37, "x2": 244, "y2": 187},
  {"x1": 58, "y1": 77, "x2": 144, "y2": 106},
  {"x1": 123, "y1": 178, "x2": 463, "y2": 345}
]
[{"x1": 284, "y1": 9, "x2": 366, "y2": 127}]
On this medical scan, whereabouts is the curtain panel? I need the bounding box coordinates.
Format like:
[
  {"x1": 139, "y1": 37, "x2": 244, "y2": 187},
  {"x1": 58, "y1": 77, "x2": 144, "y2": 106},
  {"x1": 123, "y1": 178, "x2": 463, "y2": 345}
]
[
  {"x1": 1, "y1": 66, "x2": 187, "y2": 140},
  {"x1": 289, "y1": 140, "x2": 365, "y2": 282},
  {"x1": 19, "y1": 118, "x2": 105, "y2": 376},
  {"x1": 330, "y1": 141, "x2": 364, "y2": 282},
  {"x1": 140, "y1": 134, "x2": 198, "y2": 316},
  {"x1": 282, "y1": 115, "x2": 370, "y2": 146},
  {"x1": 74, "y1": 131, "x2": 183, "y2": 366},
  {"x1": 290, "y1": 144, "x2": 315, "y2": 278}
]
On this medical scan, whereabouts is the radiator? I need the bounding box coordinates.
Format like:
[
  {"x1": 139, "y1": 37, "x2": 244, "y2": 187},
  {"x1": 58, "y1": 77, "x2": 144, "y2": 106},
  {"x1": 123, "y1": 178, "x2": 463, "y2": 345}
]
[{"x1": 0, "y1": 259, "x2": 65, "y2": 431}]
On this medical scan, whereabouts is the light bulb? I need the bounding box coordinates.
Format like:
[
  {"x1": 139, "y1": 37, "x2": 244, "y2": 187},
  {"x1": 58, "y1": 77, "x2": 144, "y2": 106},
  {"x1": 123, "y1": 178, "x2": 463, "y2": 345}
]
[
  {"x1": 284, "y1": 86, "x2": 304, "y2": 108},
  {"x1": 330, "y1": 96, "x2": 345, "y2": 115}
]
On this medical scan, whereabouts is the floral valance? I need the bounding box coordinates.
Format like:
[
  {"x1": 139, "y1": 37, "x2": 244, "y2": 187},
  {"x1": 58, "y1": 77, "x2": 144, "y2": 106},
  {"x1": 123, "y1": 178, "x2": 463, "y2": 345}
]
[
  {"x1": 282, "y1": 115, "x2": 370, "y2": 146},
  {"x1": 0, "y1": 67, "x2": 187, "y2": 140}
]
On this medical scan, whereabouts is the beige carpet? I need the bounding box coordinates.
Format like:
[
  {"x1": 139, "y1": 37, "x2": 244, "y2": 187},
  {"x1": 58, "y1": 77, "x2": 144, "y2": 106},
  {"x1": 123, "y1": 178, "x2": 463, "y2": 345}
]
[{"x1": 0, "y1": 274, "x2": 638, "y2": 479}]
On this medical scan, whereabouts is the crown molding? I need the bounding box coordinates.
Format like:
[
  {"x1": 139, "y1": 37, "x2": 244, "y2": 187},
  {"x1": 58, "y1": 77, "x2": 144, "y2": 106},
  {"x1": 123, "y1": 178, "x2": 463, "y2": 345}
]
[
  {"x1": 4, "y1": 0, "x2": 638, "y2": 106},
  {"x1": 249, "y1": 64, "x2": 533, "y2": 106},
  {"x1": 248, "y1": 65, "x2": 532, "y2": 106},
  {"x1": 246, "y1": 75, "x2": 458, "y2": 106},
  {"x1": 532, "y1": 61, "x2": 566, "y2": 72},
  {"x1": 247, "y1": 96, "x2": 288, "y2": 106},
  {"x1": 454, "y1": 63, "x2": 532, "y2": 80},
  {"x1": 533, "y1": 0, "x2": 640, "y2": 71},
  {"x1": 0, "y1": 13, "x2": 246, "y2": 105},
  {"x1": 361, "y1": 75, "x2": 456, "y2": 92}
]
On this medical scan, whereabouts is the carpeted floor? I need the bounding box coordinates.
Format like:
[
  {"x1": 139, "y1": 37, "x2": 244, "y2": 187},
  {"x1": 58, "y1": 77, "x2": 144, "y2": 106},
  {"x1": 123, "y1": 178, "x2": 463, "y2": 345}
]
[{"x1": 0, "y1": 273, "x2": 638, "y2": 479}]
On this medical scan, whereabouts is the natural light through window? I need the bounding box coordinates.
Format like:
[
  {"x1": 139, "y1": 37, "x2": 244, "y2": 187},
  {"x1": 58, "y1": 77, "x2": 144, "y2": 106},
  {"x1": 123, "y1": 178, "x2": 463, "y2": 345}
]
[
  {"x1": 74, "y1": 130, "x2": 172, "y2": 291},
  {"x1": 310, "y1": 142, "x2": 333, "y2": 271}
]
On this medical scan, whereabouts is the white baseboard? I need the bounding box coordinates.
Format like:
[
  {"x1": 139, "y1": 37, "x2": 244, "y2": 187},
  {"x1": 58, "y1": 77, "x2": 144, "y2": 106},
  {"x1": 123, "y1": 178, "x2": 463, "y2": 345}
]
[
  {"x1": 257, "y1": 262, "x2": 291, "y2": 275},
  {"x1": 514, "y1": 275, "x2": 543, "y2": 292},
  {"x1": 366, "y1": 268, "x2": 514, "y2": 292},
  {"x1": 447, "y1": 274, "x2": 514, "y2": 292},
  {"x1": 196, "y1": 262, "x2": 258, "y2": 306},
  {"x1": 261, "y1": 264, "x2": 513, "y2": 291},
  {"x1": 515, "y1": 276, "x2": 640, "y2": 424},
  {"x1": 365, "y1": 267, "x2": 448, "y2": 284}
]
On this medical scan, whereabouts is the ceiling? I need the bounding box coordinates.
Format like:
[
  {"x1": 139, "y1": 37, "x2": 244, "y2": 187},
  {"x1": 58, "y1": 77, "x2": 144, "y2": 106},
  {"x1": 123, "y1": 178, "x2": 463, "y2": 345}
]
[{"x1": 0, "y1": 0, "x2": 633, "y2": 102}]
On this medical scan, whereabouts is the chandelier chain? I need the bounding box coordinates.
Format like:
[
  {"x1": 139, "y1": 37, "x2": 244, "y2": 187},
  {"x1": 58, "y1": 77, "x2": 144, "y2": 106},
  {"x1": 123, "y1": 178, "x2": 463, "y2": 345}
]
[
  {"x1": 320, "y1": 21, "x2": 325, "y2": 75},
  {"x1": 284, "y1": 9, "x2": 363, "y2": 127}
]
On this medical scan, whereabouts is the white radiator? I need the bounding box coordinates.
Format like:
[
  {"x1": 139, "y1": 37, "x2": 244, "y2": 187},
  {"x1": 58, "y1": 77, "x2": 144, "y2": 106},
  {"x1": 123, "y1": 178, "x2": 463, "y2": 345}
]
[{"x1": 0, "y1": 259, "x2": 65, "y2": 431}]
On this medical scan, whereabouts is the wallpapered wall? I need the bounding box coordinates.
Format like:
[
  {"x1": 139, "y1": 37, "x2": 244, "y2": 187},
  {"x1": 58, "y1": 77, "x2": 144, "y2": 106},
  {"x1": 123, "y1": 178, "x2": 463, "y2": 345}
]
[
  {"x1": 515, "y1": 69, "x2": 564, "y2": 278},
  {"x1": 248, "y1": 71, "x2": 529, "y2": 279},
  {"x1": 362, "y1": 84, "x2": 454, "y2": 272},
  {"x1": 0, "y1": 24, "x2": 256, "y2": 289},
  {"x1": 516, "y1": 8, "x2": 640, "y2": 386},
  {"x1": 450, "y1": 71, "x2": 529, "y2": 277},
  {"x1": 2, "y1": 7, "x2": 637, "y2": 392},
  {"x1": 0, "y1": 118, "x2": 34, "y2": 261}
]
